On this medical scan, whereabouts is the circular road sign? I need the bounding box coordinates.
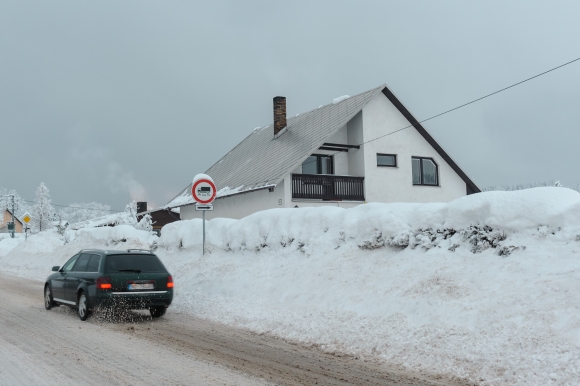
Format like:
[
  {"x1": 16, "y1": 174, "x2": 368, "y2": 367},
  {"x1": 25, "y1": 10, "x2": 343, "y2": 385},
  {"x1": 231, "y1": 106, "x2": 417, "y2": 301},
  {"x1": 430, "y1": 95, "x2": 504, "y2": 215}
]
[{"x1": 192, "y1": 178, "x2": 217, "y2": 204}]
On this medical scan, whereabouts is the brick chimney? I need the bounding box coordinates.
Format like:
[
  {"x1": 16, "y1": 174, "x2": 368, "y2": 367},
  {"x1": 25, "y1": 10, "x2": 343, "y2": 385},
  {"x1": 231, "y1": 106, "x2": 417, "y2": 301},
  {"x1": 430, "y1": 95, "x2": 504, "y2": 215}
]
[
  {"x1": 136, "y1": 202, "x2": 147, "y2": 214},
  {"x1": 273, "y1": 96, "x2": 286, "y2": 136}
]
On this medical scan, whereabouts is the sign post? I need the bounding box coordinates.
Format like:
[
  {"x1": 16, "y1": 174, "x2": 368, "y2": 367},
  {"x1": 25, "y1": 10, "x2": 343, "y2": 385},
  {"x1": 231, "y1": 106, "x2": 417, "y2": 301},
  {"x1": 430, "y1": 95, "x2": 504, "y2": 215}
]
[
  {"x1": 22, "y1": 212, "x2": 31, "y2": 241},
  {"x1": 191, "y1": 174, "x2": 217, "y2": 255}
]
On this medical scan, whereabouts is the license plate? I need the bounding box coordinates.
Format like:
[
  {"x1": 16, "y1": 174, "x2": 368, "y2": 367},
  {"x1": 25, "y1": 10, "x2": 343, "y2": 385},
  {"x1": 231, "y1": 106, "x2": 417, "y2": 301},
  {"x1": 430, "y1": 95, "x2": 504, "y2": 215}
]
[{"x1": 128, "y1": 283, "x2": 154, "y2": 290}]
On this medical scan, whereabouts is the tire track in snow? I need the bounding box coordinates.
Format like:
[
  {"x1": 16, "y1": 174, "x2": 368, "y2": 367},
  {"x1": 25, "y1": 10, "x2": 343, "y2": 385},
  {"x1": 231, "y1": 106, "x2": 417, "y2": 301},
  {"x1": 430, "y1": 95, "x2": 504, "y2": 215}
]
[{"x1": 0, "y1": 273, "x2": 472, "y2": 386}]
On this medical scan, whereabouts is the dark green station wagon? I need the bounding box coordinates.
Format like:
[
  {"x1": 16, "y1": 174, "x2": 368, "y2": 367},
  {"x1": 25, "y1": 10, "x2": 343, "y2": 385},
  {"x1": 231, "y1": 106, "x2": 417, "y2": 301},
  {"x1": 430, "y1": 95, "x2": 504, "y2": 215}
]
[{"x1": 44, "y1": 249, "x2": 173, "y2": 321}]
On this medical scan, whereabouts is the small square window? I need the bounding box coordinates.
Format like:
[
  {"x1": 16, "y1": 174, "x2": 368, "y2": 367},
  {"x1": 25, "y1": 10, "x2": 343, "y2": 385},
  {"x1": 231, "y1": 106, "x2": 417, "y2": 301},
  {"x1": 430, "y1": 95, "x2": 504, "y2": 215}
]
[{"x1": 377, "y1": 154, "x2": 397, "y2": 167}]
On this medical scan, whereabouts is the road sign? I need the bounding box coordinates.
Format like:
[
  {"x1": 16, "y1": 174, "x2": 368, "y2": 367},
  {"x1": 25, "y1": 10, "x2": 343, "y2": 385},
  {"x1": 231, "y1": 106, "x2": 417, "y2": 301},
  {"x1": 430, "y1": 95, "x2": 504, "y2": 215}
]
[
  {"x1": 195, "y1": 204, "x2": 214, "y2": 211},
  {"x1": 191, "y1": 175, "x2": 217, "y2": 204},
  {"x1": 22, "y1": 212, "x2": 32, "y2": 224}
]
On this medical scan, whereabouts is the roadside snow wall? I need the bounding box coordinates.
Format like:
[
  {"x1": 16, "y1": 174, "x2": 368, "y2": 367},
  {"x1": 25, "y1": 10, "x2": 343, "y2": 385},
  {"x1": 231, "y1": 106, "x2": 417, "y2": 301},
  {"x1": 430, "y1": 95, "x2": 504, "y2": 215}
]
[
  {"x1": 159, "y1": 187, "x2": 580, "y2": 254},
  {"x1": 156, "y1": 187, "x2": 580, "y2": 385}
]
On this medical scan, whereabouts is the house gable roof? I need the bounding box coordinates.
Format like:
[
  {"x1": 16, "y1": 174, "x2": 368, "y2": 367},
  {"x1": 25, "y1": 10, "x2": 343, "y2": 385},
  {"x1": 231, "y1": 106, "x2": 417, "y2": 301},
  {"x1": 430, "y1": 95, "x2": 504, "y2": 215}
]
[
  {"x1": 166, "y1": 84, "x2": 480, "y2": 208},
  {"x1": 166, "y1": 85, "x2": 386, "y2": 207}
]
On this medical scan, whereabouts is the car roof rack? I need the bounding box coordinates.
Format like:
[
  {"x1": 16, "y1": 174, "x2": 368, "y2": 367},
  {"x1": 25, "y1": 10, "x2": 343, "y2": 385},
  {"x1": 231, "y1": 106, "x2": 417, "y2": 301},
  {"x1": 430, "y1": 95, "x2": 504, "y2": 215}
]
[{"x1": 127, "y1": 249, "x2": 151, "y2": 253}]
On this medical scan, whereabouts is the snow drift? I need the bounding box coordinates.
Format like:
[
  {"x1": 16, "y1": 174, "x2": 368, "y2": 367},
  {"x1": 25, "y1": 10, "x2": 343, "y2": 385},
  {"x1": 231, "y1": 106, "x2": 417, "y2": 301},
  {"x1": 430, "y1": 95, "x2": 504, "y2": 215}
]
[{"x1": 1, "y1": 187, "x2": 580, "y2": 385}]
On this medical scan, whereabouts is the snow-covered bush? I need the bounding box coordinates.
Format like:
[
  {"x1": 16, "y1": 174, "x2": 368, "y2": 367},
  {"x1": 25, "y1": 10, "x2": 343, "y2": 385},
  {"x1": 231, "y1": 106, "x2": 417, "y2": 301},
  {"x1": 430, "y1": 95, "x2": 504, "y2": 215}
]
[{"x1": 460, "y1": 225, "x2": 507, "y2": 253}]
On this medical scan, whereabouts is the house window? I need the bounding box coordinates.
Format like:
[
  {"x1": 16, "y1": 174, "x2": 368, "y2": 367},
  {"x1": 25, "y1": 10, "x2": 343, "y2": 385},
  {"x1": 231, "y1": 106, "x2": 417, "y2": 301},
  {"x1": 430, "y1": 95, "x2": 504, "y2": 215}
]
[
  {"x1": 377, "y1": 153, "x2": 397, "y2": 167},
  {"x1": 412, "y1": 157, "x2": 438, "y2": 186},
  {"x1": 302, "y1": 154, "x2": 334, "y2": 175}
]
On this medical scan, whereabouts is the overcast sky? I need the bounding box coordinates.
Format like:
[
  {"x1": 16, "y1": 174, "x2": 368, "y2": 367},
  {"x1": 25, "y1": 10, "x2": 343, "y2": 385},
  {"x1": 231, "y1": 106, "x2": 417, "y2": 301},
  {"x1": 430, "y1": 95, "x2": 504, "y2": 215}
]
[{"x1": 1, "y1": 1, "x2": 579, "y2": 210}]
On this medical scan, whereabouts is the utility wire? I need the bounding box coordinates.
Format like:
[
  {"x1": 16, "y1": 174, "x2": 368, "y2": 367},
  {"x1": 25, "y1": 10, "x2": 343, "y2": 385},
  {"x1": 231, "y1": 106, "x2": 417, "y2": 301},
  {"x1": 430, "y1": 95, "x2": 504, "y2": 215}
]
[
  {"x1": 301, "y1": 55, "x2": 580, "y2": 168},
  {"x1": 359, "y1": 55, "x2": 580, "y2": 146}
]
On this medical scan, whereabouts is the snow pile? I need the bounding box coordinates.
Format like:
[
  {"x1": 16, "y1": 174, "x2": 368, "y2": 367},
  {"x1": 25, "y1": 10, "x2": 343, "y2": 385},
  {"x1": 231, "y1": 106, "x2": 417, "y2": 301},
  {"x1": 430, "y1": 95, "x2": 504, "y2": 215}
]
[
  {"x1": 2, "y1": 187, "x2": 580, "y2": 384},
  {"x1": 0, "y1": 233, "x2": 25, "y2": 258},
  {"x1": 160, "y1": 188, "x2": 580, "y2": 255},
  {"x1": 0, "y1": 226, "x2": 155, "y2": 280},
  {"x1": 155, "y1": 188, "x2": 580, "y2": 385}
]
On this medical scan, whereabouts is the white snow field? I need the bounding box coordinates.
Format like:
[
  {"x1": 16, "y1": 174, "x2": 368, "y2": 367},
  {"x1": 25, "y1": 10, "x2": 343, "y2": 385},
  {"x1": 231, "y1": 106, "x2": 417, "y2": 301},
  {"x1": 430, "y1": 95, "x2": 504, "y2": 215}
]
[{"x1": 1, "y1": 187, "x2": 580, "y2": 385}]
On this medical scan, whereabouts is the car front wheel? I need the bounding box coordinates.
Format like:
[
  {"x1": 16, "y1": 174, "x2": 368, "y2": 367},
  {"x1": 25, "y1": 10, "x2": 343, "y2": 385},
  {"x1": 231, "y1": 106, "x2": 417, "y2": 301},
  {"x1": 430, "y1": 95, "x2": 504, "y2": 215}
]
[
  {"x1": 44, "y1": 285, "x2": 54, "y2": 310},
  {"x1": 78, "y1": 292, "x2": 89, "y2": 321}
]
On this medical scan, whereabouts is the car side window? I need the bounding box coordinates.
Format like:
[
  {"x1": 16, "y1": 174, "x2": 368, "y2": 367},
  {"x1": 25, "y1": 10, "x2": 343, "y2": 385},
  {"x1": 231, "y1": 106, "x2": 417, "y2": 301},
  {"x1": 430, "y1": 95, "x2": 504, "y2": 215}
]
[
  {"x1": 86, "y1": 254, "x2": 101, "y2": 273},
  {"x1": 71, "y1": 253, "x2": 91, "y2": 272},
  {"x1": 61, "y1": 255, "x2": 80, "y2": 272}
]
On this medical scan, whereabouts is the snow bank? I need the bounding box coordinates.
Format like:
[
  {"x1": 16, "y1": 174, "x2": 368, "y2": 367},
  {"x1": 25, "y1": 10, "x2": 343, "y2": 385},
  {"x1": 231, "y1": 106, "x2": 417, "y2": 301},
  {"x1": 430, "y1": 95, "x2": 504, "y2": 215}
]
[
  {"x1": 0, "y1": 234, "x2": 25, "y2": 258},
  {"x1": 2, "y1": 188, "x2": 580, "y2": 384},
  {"x1": 0, "y1": 226, "x2": 154, "y2": 280},
  {"x1": 160, "y1": 187, "x2": 580, "y2": 253}
]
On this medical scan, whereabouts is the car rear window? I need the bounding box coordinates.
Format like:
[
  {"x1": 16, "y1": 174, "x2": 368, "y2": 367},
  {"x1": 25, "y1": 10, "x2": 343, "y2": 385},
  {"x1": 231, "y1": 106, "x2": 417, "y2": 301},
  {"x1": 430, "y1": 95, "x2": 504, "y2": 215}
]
[{"x1": 105, "y1": 254, "x2": 166, "y2": 273}]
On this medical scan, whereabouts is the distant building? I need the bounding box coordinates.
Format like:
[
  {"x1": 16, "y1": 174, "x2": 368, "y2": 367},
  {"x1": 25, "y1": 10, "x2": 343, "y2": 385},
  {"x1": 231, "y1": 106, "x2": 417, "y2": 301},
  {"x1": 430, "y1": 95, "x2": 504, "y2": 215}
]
[
  {"x1": 0, "y1": 209, "x2": 23, "y2": 233},
  {"x1": 166, "y1": 84, "x2": 480, "y2": 220},
  {"x1": 136, "y1": 202, "x2": 180, "y2": 235}
]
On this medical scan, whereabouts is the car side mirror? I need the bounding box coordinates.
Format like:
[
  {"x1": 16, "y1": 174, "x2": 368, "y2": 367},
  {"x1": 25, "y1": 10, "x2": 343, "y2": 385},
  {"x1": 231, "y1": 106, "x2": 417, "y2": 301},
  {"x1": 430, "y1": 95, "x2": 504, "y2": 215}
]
[{"x1": 52, "y1": 266, "x2": 60, "y2": 272}]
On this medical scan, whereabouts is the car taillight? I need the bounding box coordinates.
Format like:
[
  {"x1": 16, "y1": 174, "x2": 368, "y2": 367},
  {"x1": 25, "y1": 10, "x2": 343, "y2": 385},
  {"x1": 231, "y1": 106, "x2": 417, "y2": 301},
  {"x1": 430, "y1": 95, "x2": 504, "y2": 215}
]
[
  {"x1": 167, "y1": 275, "x2": 174, "y2": 289},
  {"x1": 96, "y1": 276, "x2": 112, "y2": 290}
]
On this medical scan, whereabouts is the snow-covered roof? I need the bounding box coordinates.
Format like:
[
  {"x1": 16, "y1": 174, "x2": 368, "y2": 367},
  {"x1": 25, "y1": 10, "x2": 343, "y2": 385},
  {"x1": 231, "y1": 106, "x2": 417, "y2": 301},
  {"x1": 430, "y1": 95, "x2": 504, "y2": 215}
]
[
  {"x1": 68, "y1": 212, "x2": 124, "y2": 230},
  {"x1": 166, "y1": 85, "x2": 385, "y2": 208}
]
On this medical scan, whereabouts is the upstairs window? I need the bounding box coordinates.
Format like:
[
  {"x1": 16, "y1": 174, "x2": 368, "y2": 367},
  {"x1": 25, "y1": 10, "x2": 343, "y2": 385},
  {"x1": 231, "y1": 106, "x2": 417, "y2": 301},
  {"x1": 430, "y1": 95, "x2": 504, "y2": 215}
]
[
  {"x1": 412, "y1": 157, "x2": 438, "y2": 186},
  {"x1": 377, "y1": 153, "x2": 397, "y2": 167},
  {"x1": 302, "y1": 154, "x2": 334, "y2": 175}
]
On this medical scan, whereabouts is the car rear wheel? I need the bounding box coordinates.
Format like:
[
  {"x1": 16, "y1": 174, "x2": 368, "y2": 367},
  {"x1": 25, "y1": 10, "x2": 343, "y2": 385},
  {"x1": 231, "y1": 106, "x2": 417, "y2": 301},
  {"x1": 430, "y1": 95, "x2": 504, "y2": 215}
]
[
  {"x1": 78, "y1": 292, "x2": 89, "y2": 321},
  {"x1": 150, "y1": 306, "x2": 166, "y2": 318},
  {"x1": 44, "y1": 285, "x2": 54, "y2": 310}
]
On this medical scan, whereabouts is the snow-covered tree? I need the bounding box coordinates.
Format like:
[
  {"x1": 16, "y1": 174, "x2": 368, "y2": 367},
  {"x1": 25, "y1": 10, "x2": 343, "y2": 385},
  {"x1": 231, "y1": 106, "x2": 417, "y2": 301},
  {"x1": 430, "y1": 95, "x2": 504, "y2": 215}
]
[
  {"x1": 0, "y1": 187, "x2": 31, "y2": 218},
  {"x1": 58, "y1": 202, "x2": 112, "y2": 224},
  {"x1": 31, "y1": 182, "x2": 55, "y2": 233},
  {"x1": 116, "y1": 200, "x2": 153, "y2": 232}
]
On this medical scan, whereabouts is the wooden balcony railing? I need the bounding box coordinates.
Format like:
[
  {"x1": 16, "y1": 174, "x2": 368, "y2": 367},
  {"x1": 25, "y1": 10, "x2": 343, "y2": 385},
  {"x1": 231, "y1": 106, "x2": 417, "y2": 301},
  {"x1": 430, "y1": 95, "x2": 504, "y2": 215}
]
[{"x1": 291, "y1": 174, "x2": 365, "y2": 201}]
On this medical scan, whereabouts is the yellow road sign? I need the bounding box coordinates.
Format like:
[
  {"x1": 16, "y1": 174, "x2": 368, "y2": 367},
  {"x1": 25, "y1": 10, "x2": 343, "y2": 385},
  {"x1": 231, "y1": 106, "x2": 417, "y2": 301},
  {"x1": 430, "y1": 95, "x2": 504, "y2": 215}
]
[{"x1": 22, "y1": 213, "x2": 31, "y2": 224}]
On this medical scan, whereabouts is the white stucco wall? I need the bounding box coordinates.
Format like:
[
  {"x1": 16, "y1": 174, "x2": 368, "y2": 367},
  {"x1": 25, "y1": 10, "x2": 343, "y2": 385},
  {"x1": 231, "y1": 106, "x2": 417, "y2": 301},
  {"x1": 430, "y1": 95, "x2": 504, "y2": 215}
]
[
  {"x1": 181, "y1": 181, "x2": 286, "y2": 220},
  {"x1": 347, "y1": 112, "x2": 365, "y2": 177},
  {"x1": 361, "y1": 92, "x2": 467, "y2": 203}
]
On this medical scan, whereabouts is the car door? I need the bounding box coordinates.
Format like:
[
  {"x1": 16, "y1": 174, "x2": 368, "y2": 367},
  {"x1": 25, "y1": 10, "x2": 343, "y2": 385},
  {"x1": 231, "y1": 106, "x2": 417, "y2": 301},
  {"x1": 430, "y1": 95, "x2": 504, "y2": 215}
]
[
  {"x1": 51, "y1": 254, "x2": 79, "y2": 301},
  {"x1": 65, "y1": 253, "x2": 91, "y2": 303}
]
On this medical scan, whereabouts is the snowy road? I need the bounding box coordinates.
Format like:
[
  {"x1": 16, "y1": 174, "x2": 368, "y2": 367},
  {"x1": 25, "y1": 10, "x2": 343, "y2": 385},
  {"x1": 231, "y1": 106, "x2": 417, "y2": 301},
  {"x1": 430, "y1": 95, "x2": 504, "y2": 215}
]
[{"x1": 0, "y1": 274, "x2": 467, "y2": 386}]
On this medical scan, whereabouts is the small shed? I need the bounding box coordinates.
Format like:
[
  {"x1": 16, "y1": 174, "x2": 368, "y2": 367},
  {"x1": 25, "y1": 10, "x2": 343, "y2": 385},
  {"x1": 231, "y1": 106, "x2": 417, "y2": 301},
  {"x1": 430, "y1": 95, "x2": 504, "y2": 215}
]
[{"x1": 136, "y1": 202, "x2": 180, "y2": 235}]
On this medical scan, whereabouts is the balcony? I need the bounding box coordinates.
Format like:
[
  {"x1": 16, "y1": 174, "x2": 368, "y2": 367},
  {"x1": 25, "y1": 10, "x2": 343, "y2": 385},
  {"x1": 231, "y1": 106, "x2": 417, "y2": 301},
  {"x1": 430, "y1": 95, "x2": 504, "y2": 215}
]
[{"x1": 291, "y1": 174, "x2": 365, "y2": 201}]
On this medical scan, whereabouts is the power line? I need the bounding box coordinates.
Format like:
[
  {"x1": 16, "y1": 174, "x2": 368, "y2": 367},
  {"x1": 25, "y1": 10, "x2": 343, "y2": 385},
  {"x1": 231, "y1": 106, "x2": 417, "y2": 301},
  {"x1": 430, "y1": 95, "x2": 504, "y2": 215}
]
[
  {"x1": 301, "y1": 55, "x2": 580, "y2": 168},
  {"x1": 359, "y1": 55, "x2": 580, "y2": 146}
]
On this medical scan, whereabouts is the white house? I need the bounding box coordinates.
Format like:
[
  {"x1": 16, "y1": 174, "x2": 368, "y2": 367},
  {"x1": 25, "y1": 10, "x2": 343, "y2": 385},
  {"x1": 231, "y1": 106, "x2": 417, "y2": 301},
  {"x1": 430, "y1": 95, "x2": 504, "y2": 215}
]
[{"x1": 166, "y1": 84, "x2": 480, "y2": 220}]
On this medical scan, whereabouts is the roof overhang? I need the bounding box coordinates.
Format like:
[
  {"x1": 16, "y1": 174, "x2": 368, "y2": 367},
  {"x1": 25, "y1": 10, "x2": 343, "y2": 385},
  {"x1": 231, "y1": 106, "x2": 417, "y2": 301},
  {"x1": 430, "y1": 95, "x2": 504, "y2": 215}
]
[{"x1": 380, "y1": 86, "x2": 481, "y2": 193}]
